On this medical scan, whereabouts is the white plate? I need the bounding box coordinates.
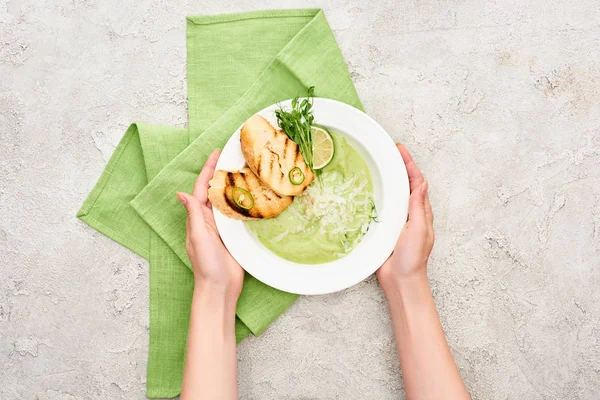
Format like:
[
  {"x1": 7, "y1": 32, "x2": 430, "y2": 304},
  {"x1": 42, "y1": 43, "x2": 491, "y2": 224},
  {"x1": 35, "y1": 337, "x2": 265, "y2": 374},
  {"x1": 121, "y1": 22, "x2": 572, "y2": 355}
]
[{"x1": 213, "y1": 98, "x2": 409, "y2": 295}]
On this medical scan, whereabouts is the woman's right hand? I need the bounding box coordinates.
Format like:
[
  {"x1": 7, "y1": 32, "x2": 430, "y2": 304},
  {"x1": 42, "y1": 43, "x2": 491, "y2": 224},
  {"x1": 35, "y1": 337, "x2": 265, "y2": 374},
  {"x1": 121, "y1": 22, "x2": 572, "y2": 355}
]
[{"x1": 376, "y1": 143, "x2": 434, "y2": 289}]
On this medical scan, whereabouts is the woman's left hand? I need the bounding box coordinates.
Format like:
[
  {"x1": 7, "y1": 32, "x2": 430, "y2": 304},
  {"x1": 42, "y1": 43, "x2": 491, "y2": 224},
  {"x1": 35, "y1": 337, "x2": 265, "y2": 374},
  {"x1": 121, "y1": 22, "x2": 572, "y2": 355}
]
[{"x1": 177, "y1": 149, "x2": 244, "y2": 302}]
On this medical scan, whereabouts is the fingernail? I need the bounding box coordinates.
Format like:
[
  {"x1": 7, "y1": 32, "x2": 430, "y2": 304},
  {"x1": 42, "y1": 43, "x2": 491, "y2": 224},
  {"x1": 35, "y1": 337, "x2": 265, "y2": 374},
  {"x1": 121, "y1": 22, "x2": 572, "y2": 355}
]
[
  {"x1": 422, "y1": 180, "x2": 428, "y2": 194},
  {"x1": 176, "y1": 192, "x2": 187, "y2": 205}
]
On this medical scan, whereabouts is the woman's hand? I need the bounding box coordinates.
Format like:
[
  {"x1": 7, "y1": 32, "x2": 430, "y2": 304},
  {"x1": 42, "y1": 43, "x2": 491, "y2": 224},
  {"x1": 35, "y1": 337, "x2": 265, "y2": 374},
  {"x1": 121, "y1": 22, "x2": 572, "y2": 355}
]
[
  {"x1": 178, "y1": 150, "x2": 242, "y2": 400},
  {"x1": 377, "y1": 143, "x2": 434, "y2": 288},
  {"x1": 176, "y1": 149, "x2": 244, "y2": 302},
  {"x1": 376, "y1": 144, "x2": 469, "y2": 399}
]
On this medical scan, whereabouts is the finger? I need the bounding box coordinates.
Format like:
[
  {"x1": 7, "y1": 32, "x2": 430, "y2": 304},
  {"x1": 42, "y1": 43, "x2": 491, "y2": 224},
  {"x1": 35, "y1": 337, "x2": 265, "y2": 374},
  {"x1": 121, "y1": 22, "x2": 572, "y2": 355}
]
[
  {"x1": 193, "y1": 149, "x2": 221, "y2": 203},
  {"x1": 424, "y1": 190, "x2": 434, "y2": 234},
  {"x1": 407, "y1": 181, "x2": 428, "y2": 232},
  {"x1": 396, "y1": 143, "x2": 424, "y2": 193},
  {"x1": 185, "y1": 210, "x2": 191, "y2": 251}
]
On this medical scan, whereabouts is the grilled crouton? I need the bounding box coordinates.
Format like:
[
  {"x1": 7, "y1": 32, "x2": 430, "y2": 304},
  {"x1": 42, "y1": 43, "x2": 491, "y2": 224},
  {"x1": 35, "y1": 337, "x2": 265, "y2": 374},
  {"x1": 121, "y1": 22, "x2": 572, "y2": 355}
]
[
  {"x1": 208, "y1": 168, "x2": 293, "y2": 220},
  {"x1": 240, "y1": 115, "x2": 314, "y2": 196}
]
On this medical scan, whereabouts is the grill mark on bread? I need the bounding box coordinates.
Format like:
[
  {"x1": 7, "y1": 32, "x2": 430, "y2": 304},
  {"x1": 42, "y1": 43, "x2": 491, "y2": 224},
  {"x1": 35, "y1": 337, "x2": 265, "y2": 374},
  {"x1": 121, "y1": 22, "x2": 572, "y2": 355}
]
[
  {"x1": 280, "y1": 140, "x2": 291, "y2": 181},
  {"x1": 283, "y1": 138, "x2": 292, "y2": 162},
  {"x1": 227, "y1": 172, "x2": 236, "y2": 187},
  {"x1": 268, "y1": 154, "x2": 274, "y2": 176},
  {"x1": 269, "y1": 147, "x2": 283, "y2": 180},
  {"x1": 294, "y1": 146, "x2": 301, "y2": 163},
  {"x1": 239, "y1": 171, "x2": 249, "y2": 188},
  {"x1": 256, "y1": 154, "x2": 262, "y2": 177},
  {"x1": 266, "y1": 144, "x2": 282, "y2": 168},
  {"x1": 265, "y1": 144, "x2": 285, "y2": 182}
]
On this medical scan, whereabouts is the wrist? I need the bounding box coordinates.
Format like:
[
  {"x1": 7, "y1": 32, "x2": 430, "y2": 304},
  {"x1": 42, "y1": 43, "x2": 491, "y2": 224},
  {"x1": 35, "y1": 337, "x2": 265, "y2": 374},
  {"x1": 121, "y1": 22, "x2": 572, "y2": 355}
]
[
  {"x1": 193, "y1": 280, "x2": 239, "y2": 312},
  {"x1": 381, "y1": 270, "x2": 431, "y2": 305},
  {"x1": 380, "y1": 267, "x2": 427, "y2": 290},
  {"x1": 190, "y1": 281, "x2": 238, "y2": 342}
]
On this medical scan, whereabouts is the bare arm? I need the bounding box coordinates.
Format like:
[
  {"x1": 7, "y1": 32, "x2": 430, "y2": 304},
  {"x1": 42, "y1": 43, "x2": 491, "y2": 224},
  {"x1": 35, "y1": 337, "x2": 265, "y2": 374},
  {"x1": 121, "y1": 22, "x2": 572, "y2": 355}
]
[
  {"x1": 177, "y1": 149, "x2": 244, "y2": 400},
  {"x1": 181, "y1": 283, "x2": 238, "y2": 400},
  {"x1": 377, "y1": 144, "x2": 469, "y2": 400}
]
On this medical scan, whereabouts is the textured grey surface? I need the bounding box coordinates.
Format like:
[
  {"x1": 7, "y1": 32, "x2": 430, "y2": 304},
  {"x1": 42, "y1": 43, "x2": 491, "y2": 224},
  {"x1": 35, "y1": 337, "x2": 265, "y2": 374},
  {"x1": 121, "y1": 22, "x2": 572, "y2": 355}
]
[{"x1": 1, "y1": 0, "x2": 599, "y2": 399}]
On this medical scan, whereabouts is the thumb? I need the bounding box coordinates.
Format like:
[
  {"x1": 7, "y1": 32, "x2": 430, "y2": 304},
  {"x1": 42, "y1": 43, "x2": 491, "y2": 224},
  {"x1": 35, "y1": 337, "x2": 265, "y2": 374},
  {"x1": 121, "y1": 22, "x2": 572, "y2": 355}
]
[
  {"x1": 408, "y1": 181, "x2": 428, "y2": 228},
  {"x1": 177, "y1": 192, "x2": 203, "y2": 220}
]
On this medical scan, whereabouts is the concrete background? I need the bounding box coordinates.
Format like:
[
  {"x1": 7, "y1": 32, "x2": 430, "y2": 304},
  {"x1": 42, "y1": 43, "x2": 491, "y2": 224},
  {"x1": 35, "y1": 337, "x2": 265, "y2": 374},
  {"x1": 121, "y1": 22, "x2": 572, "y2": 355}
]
[{"x1": 1, "y1": 0, "x2": 599, "y2": 398}]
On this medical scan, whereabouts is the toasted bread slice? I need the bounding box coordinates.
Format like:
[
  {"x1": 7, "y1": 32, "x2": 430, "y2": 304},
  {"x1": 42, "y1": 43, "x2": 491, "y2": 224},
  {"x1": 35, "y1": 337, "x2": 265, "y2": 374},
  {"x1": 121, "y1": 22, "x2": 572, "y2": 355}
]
[
  {"x1": 208, "y1": 168, "x2": 293, "y2": 220},
  {"x1": 240, "y1": 115, "x2": 314, "y2": 196}
]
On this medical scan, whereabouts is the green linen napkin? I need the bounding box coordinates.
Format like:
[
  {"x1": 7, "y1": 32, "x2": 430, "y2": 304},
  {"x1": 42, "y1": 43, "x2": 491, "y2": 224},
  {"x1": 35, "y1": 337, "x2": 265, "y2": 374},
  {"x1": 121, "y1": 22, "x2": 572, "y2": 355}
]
[{"x1": 77, "y1": 9, "x2": 362, "y2": 398}]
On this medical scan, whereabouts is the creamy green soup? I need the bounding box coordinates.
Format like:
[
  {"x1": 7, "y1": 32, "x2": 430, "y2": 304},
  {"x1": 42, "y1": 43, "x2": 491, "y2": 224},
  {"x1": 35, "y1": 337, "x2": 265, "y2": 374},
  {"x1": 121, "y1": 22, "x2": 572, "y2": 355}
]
[{"x1": 246, "y1": 132, "x2": 375, "y2": 264}]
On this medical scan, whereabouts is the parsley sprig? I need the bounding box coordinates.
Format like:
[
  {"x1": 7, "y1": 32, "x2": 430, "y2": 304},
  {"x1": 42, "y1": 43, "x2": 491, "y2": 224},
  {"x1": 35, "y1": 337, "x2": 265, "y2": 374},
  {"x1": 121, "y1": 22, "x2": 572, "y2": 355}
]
[{"x1": 275, "y1": 86, "x2": 319, "y2": 176}]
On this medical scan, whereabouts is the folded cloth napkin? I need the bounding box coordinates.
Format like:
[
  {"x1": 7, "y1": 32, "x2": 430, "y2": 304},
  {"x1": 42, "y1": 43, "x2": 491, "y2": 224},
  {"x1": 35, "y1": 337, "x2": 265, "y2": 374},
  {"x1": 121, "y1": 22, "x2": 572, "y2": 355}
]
[{"x1": 77, "y1": 9, "x2": 362, "y2": 398}]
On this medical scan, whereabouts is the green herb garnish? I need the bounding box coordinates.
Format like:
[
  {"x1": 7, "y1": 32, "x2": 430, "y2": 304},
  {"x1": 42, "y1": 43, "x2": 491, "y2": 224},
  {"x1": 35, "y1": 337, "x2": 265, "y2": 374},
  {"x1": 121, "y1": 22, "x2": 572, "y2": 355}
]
[
  {"x1": 275, "y1": 86, "x2": 319, "y2": 176},
  {"x1": 370, "y1": 200, "x2": 380, "y2": 223}
]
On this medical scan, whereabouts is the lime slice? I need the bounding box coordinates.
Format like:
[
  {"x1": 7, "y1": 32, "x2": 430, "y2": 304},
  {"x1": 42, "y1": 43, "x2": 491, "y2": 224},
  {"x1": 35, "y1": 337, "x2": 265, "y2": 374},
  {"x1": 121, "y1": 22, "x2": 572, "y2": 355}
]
[{"x1": 311, "y1": 126, "x2": 334, "y2": 169}]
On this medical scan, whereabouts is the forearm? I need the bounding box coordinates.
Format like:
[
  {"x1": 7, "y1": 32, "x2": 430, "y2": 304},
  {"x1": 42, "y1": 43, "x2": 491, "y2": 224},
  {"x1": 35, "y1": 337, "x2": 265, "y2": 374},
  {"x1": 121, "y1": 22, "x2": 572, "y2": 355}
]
[
  {"x1": 180, "y1": 282, "x2": 239, "y2": 400},
  {"x1": 383, "y1": 272, "x2": 469, "y2": 400}
]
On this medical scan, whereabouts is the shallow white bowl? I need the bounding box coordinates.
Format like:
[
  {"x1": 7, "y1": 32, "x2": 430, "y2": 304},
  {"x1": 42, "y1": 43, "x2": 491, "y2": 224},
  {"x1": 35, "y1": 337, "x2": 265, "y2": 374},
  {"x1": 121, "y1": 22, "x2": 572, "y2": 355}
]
[{"x1": 213, "y1": 98, "x2": 409, "y2": 295}]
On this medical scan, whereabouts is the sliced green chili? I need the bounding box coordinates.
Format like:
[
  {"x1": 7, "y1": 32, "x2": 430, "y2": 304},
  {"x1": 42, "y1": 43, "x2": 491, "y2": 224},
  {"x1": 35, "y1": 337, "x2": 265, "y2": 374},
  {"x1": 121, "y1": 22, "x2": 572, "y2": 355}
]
[
  {"x1": 232, "y1": 187, "x2": 254, "y2": 210},
  {"x1": 289, "y1": 167, "x2": 305, "y2": 185}
]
